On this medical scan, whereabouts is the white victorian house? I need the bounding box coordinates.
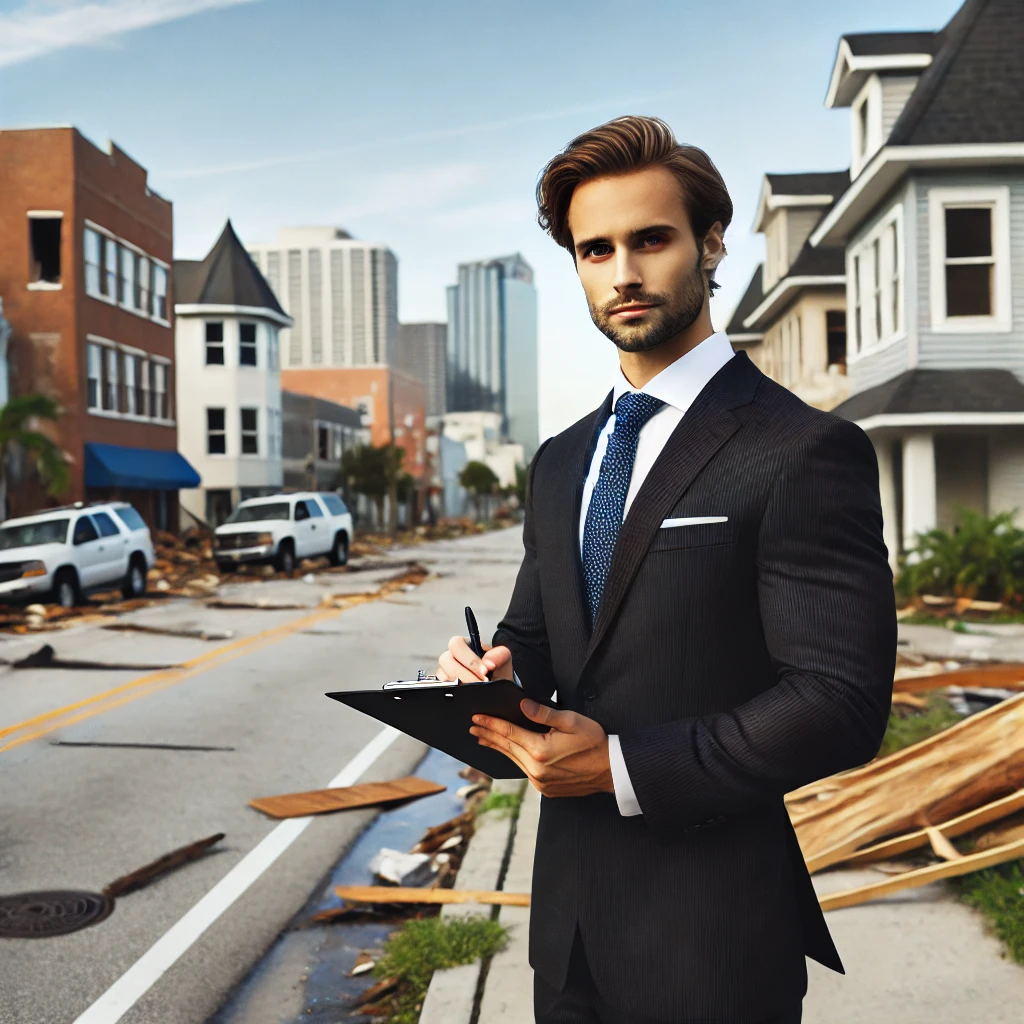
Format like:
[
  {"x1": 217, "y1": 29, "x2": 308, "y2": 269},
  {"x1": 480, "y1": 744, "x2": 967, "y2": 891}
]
[{"x1": 174, "y1": 221, "x2": 293, "y2": 526}]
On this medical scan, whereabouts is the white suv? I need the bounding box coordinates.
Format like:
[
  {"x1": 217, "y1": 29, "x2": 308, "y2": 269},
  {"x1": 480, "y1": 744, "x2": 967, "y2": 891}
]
[
  {"x1": 0, "y1": 502, "x2": 157, "y2": 607},
  {"x1": 213, "y1": 492, "x2": 353, "y2": 575}
]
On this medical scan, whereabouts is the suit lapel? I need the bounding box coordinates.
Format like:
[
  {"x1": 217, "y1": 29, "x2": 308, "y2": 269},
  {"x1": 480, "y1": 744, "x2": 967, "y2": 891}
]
[
  {"x1": 584, "y1": 353, "x2": 759, "y2": 665},
  {"x1": 553, "y1": 391, "x2": 613, "y2": 659}
]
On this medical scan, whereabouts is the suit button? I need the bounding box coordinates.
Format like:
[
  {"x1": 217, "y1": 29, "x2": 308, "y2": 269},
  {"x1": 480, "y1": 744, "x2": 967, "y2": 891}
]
[{"x1": 582, "y1": 688, "x2": 597, "y2": 700}]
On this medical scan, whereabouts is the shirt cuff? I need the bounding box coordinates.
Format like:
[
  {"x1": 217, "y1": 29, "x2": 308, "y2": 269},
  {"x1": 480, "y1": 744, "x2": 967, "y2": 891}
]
[{"x1": 608, "y1": 734, "x2": 643, "y2": 816}]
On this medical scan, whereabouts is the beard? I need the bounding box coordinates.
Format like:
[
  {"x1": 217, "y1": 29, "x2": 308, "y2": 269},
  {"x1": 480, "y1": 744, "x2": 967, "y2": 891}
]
[{"x1": 589, "y1": 254, "x2": 707, "y2": 353}]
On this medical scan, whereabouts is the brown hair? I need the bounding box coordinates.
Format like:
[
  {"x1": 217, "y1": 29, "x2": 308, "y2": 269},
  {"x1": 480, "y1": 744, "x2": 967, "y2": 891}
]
[{"x1": 536, "y1": 115, "x2": 733, "y2": 290}]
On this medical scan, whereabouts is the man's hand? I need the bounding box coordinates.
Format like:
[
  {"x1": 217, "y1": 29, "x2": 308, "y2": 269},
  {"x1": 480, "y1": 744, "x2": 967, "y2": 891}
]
[
  {"x1": 437, "y1": 636, "x2": 514, "y2": 683},
  {"x1": 470, "y1": 700, "x2": 615, "y2": 798}
]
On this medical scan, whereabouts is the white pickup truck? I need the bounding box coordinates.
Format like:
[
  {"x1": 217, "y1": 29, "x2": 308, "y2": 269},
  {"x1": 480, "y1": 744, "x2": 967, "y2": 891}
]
[
  {"x1": 213, "y1": 492, "x2": 353, "y2": 575},
  {"x1": 0, "y1": 501, "x2": 156, "y2": 607}
]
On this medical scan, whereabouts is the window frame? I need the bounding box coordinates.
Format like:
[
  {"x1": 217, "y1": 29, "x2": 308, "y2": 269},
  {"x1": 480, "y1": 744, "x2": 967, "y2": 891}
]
[
  {"x1": 239, "y1": 322, "x2": 258, "y2": 368},
  {"x1": 847, "y1": 203, "x2": 905, "y2": 361},
  {"x1": 928, "y1": 185, "x2": 1011, "y2": 334},
  {"x1": 26, "y1": 211, "x2": 64, "y2": 291},
  {"x1": 240, "y1": 407, "x2": 260, "y2": 457},
  {"x1": 83, "y1": 220, "x2": 170, "y2": 325},
  {"x1": 205, "y1": 321, "x2": 226, "y2": 366},
  {"x1": 84, "y1": 227, "x2": 103, "y2": 297},
  {"x1": 207, "y1": 407, "x2": 228, "y2": 456}
]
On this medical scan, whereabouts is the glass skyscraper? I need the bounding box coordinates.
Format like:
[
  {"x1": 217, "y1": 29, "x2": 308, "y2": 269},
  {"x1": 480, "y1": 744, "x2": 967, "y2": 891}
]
[{"x1": 445, "y1": 253, "x2": 539, "y2": 458}]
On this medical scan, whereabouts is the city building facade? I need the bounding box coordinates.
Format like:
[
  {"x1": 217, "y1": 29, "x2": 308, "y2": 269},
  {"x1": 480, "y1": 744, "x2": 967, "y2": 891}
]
[
  {"x1": 0, "y1": 127, "x2": 198, "y2": 531},
  {"x1": 396, "y1": 321, "x2": 446, "y2": 418},
  {"x1": 281, "y1": 389, "x2": 367, "y2": 493},
  {"x1": 446, "y1": 253, "x2": 539, "y2": 459},
  {"x1": 174, "y1": 221, "x2": 292, "y2": 527},
  {"x1": 247, "y1": 227, "x2": 398, "y2": 370}
]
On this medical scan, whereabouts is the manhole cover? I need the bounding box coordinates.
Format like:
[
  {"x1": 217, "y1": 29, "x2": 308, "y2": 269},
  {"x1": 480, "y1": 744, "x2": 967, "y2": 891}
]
[{"x1": 0, "y1": 891, "x2": 113, "y2": 939}]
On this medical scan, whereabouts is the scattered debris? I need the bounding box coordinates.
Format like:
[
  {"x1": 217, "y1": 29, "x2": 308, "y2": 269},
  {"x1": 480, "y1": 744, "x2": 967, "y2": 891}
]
[
  {"x1": 6, "y1": 643, "x2": 180, "y2": 671},
  {"x1": 249, "y1": 776, "x2": 445, "y2": 819},
  {"x1": 206, "y1": 598, "x2": 309, "y2": 611},
  {"x1": 894, "y1": 663, "x2": 1024, "y2": 695},
  {"x1": 103, "y1": 623, "x2": 235, "y2": 641},
  {"x1": 353, "y1": 974, "x2": 400, "y2": 1009},
  {"x1": 371, "y1": 849, "x2": 437, "y2": 888},
  {"x1": 50, "y1": 741, "x2": 235, "y2": 752},
  {"x1": 349, "y1": 952, "x2": 377, "y2": 977},
  {"x1": 0, "y1": 833, "x2": 224, "y2": 939},
  {"x1": 334, "y1": 885, "x2": 530, "y2": 907}
]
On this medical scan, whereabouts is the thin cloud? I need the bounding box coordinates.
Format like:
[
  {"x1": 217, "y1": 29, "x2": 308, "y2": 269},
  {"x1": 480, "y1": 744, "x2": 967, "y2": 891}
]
[
  {"x1": 330, "y1": 163, "x2": 488, "y2": 222},
  {"x1": 0, "y1": 0, "x2": 261, "y2": 68},
  {"x1": 160, "y1": 89, "x2": 692, "y2": 180}
]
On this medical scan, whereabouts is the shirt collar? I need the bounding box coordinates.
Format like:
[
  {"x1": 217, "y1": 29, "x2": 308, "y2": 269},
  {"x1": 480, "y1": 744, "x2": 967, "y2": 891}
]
[{"x1": 611, "y1": 330, "x2": 736, "y2": 413}]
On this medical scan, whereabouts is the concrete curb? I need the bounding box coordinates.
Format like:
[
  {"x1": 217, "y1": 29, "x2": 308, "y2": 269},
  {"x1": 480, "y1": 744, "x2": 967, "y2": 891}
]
[{"x1": 418, "y1": 778, "x2": 527, "y2": 1024}]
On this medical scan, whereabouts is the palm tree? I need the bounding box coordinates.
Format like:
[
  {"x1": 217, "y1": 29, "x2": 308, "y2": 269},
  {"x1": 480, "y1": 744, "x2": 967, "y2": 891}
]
[{"x1": 0, "y1": 395, "x2": 70, "y2": 520}]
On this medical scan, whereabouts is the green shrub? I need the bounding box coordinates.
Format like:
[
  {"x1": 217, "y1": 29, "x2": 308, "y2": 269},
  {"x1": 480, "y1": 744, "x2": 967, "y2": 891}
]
[
  {"x1": 877, "y1": 693, "x2": 962, "y2": 758},
  {"x1": 374, "y1": 916, "x2": 508, "y2": 1023},
  {"x1": 953, "y1": 859, "x2": 1024, "y2": 964},
  {"x1": 896, "y1": 509, "x2": 1024, "y2": 602}
]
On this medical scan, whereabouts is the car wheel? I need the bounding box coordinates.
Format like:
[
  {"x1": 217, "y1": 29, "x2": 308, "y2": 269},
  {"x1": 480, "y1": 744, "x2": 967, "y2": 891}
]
[
  {"x1": 329, "y1": 532, "x2": 349, "y2": 567},
  {"x1": 122, "y1": 556, "x2": 147, "y2": 599},
  {"x1": 53, "y1": 569, "x2": 80, "y2": 609},
  {"x1": 276, "y1": 541, "x2": 296, "y2": 576}
]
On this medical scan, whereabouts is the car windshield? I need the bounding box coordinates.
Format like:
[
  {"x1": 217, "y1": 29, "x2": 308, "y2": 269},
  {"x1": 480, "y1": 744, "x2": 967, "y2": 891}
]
[
  {"x1": 224, "y1": 501, "x2": 290, "y2": 524},
  {"x1": 0, "y1": 518, "x2": 70, "y2": 549}
]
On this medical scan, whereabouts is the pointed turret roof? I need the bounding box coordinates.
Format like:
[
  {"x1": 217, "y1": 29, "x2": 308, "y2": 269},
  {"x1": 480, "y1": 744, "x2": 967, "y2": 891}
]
[{"x1": 174, "y1": 220, "x2": 289, "y2": 321}]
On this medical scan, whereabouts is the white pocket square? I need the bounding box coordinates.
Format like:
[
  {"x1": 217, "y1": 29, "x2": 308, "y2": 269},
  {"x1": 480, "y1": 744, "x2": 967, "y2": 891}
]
[{"x1": 660, "y1": 516, "x2": 728, "y2": 528}]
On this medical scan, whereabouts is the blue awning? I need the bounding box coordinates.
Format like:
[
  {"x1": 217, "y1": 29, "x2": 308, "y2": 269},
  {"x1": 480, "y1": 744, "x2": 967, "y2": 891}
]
[{"x1": 84, "y1": 443, "x2": 201, "y2": 491}]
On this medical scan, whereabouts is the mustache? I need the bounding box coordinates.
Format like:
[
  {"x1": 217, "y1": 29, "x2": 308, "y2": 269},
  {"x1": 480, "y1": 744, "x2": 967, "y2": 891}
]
[{"x1": 598, "y1": 292, "x2": 667, "y2": 317}]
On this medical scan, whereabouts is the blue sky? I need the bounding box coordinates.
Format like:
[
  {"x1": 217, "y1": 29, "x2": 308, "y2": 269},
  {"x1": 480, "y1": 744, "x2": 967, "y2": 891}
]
[{"x1": 0, "y1": 0, "x2": 962, "y2": 437}]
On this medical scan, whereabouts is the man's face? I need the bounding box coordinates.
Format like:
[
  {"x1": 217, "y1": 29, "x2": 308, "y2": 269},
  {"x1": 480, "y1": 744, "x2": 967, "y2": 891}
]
[{"x1": 567, "y1": 164, "x2": 709, "y2": 352}]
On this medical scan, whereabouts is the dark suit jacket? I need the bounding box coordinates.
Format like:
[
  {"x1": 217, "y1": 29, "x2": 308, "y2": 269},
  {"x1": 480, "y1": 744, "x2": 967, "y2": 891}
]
[{"x1": 493, "y1": 351, "x2": 897, "y2": 1022}]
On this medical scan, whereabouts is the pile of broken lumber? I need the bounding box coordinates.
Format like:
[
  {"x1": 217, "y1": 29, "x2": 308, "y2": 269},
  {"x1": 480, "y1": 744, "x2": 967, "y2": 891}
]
[{"x1": 788, "y1": 663, "x2": 1024, "y2": 911}]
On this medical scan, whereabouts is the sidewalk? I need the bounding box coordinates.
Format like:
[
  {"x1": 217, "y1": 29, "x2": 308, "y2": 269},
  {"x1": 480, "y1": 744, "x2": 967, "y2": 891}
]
[{"x1": 442, "y1": 783, "x2": 1024, "y2": 1023}]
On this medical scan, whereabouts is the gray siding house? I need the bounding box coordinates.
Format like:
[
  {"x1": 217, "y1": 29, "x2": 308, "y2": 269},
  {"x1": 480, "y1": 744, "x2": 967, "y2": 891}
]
[{"x1": 806, "y1": 0, "x2": 1024, "y2": 566}]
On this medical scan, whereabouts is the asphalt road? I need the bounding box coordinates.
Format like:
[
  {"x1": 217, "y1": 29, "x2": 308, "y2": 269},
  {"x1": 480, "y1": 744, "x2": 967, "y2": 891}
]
[{"x1": 0, "y1": 527, "x2": 526, "y2": 1024}]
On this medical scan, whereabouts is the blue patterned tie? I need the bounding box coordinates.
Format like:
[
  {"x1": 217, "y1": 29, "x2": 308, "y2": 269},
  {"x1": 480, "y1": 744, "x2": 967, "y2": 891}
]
[{"x1": 582, "y1": 391, "x2": 665, "y2": 624}]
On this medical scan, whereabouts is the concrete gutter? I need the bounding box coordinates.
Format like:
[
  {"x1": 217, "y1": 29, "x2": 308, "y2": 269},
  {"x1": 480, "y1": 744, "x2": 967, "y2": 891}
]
[{"x1": 418, "y1": 778, "x2": 528, "y2": 1024}]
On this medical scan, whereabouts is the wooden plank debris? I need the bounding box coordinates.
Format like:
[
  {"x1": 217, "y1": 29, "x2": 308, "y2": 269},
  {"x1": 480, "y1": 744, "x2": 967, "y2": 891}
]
[
  {"x1": 894, "y1": 664, "x2": 1024, "y2": 695},
  {"x1": 788, "y1": 692, "x2": 1024, "y2": 871},
  {"x1": 819, "y1": 836, "x2": 1024, "y2": 912},
  {"x1": 249, "y1": 776, "x2": 445, "y2": 819},
  {"x1": 829, "y1": 788, "x2": 1024, "y2": 871},
  {"x1": 334, "y1": 885, "x2": 530, "y2": 907}
]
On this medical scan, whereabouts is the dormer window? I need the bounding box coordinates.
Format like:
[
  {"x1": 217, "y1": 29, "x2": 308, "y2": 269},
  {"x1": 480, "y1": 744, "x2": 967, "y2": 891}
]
[{"x1": 850, "y1": 76, "x2": 882, "y2": 177}]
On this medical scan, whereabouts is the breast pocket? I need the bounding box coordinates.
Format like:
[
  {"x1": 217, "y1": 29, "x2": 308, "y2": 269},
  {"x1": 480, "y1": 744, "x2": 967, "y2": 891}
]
[{"x1": 649, "y1": 519, "x2": 736, "y2": 552}]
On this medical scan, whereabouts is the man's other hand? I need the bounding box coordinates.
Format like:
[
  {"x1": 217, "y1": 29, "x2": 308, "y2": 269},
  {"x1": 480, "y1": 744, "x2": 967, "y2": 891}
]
[
  {"x1": 470, "y1": 700, "x2": 614, "y2": 798},
  {"x1": 437, "y1": 636, "x2": 514, "y2": 683}
]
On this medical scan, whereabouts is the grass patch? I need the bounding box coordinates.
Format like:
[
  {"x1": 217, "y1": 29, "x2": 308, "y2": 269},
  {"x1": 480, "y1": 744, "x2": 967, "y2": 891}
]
[
  {"x1": 952, "y1": 859, "x2": 1024, "y2": 965},
  {"x1": 877, "y1": 692, "x2": 962, "y2": 758},
  {"x1": 479, "y1": 789, "x2": 522, "y2": 818},
  {"x1": 898, "y1": 612, "x2": 1024, "y2": 626},
  {"x1": 374, "y1": 916, "x2": 508, "y2": 1023}
]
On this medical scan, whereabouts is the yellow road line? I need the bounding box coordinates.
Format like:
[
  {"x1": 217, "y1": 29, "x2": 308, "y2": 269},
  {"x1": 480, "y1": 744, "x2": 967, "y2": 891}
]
[{"x1": 0, "y1": 604, "x2": 344, "y2": 755}]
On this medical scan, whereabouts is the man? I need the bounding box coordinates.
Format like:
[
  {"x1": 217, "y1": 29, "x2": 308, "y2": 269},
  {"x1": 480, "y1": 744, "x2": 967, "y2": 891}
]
[{"x1": 437, "y1": 116, "x2": 896, "y2": 1024}]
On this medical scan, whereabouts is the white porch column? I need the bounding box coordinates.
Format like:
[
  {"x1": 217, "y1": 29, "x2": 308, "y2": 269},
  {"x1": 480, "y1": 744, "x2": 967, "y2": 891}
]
[
  {"x1": 902, "y1": 431, "x2": 936, "y2": 551},
  {"x1": 872, "y1": 436, "x2": 899, "y2": 571}
]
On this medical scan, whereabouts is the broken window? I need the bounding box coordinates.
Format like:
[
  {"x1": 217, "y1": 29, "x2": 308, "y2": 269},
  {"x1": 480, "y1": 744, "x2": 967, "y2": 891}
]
[
  {"x1": 29, "y1": 214, "x2": 62, "y2": 285},
  {"x1": 241, "y1": 408, "x2": 259, "y2": 455},
  {"x1": 944, "y1": 207, "x2": 993, "y2": 317},
  {"x1": 207, "y1": 408, "x2": 227, "y2": 455},
  {"x1": 239, "y1": 322, "x2": 257, "y2": 367}
]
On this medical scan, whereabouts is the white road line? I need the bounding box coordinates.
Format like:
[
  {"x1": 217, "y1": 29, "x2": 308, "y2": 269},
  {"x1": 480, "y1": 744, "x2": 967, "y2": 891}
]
[{"x1": 73, "y1": 726, "x2": 401, "y2": 1024}]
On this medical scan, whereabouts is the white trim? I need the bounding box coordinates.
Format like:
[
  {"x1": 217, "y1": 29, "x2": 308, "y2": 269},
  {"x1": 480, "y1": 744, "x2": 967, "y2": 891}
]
[
  {"x1": 88, "y1": 407, "x2": 175, "y2": 427},
  {"x1": 26, "y1": 281, "x2": 62, "y2": 291},
  {"x1": 174, "y1": 302, "x2": 293, "y2": 328},
  {"x1": 851, "y1": 75, "x2": 884, "y2": 179},
  {"x1": 927, "y1": 185, "x2": 1011, "y2": 334},
  {"x1": 726, "y1": 332, "x2": 764, "y2": 344},
  {"x1": 151, "y1": 353, "x2": 171, "y2": 366},
  {"x1": 825, "y1": 37, "x2": 932, "y2": 108},
  {"x1": 85, "y1": 333, "x2": 117, "y2": 348},
  {"x1": 847, "y1": 203, "x2": 905, "y2": 359},
  {"x1": 742, "y1": 275, "x2": 846, "y2": 330},
  {"x1": 752, "y1": 185, "x2": 840, "y2": 232},
  {"x1": 26, "y1": 209, "x2": 63, "y2": 218},
  {"x1": 856, "y1": 412, "x2": 1024, "y2": 432},
  {"x1": 810, "y1": 144, "x2": 1024, "y2": 246}
]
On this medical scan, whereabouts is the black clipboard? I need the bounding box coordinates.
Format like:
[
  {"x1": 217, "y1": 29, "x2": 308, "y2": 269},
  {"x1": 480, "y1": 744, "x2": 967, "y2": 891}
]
[{"x1": 326, "y1": 681, "x2": 552, "y2": 779}]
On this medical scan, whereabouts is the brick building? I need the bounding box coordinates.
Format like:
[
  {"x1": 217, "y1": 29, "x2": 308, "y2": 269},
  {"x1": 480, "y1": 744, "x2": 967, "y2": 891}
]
[{"x1": 0, "y1": 127, "x2": 198, "y2": 530}]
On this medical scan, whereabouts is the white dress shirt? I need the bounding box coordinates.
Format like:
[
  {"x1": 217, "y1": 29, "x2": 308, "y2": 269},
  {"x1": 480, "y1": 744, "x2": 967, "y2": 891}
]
[{"x1": 581, "y1": 331, "x2": 736, "y2": 816}]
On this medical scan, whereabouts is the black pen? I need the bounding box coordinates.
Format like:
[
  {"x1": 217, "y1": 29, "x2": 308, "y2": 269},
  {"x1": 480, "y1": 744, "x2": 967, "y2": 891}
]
[{"x1": 465, "y1": 605, "x2": 491, "y2": 681}]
